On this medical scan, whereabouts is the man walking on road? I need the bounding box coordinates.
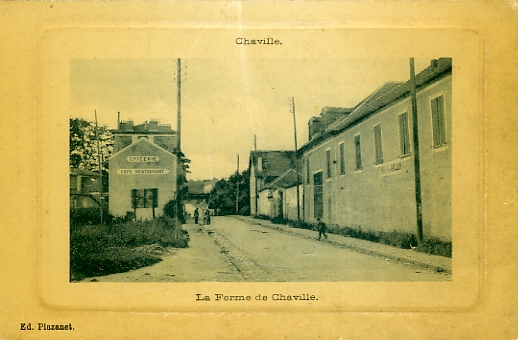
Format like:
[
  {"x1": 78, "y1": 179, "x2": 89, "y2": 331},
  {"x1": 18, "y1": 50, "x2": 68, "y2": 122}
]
[
  {"x1": 317, "y1": 218, "x2": 328, "y2": 241},
  {"x1": 204, "y1": 209, "x2": 211, "y2": 225},
  {"x1": 193, "y1": 208, "x2": 199, "y2": 225}
]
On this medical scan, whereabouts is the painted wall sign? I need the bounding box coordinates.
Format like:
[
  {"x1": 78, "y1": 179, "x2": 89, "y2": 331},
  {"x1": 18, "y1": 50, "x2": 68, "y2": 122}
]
[
  {"x1": 127, "y1": 156, "x2": 159, "y2": 162},
  {"x1": 117, "y1": 169, "x2": 170, "y2": 175},
  {"x1": 381, "y1": 161, "x2": 402, "y2": 175}
]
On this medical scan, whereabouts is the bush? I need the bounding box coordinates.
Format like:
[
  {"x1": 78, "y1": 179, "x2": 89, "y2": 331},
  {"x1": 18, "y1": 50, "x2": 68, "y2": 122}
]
[
  {"x1": 72, "y1": 247, "x2": 161, "y2": 280},
  {"x1": 286, "y1": 220, "x2": 315, "y2": 230},
  {"x1": 271, "y1": 216, "x2": 289, "y2": 225},
  {"x1": 326, "y1": 224, "x2": 380, "y2": 242},
  {"x1": 378, "y1": 230, "x2": 418, "y2": 249},
  {"x1": 70, "y1": 208, "x2": 114, "y2": 227},
  {"x1": 70, "y1": 215, "x2": 189, "y2": 281},
  {"x1": 415, "y1": 237, "x2": 452, "y2": 257},
  {"x1": 163, "y1": 199, "x2": 186, "y2": 223}
]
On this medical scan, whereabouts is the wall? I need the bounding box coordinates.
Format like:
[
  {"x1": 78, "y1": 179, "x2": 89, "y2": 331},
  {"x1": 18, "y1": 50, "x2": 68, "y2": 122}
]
[
  {"x1": 250, "y1": 164, "x2": 258, "y2": 215},
  {"x1": 257, "y1": 189, "x2": 283, "y2": 219},
  {"x1": 283, "y1": 185, "x2": 303, "y2": 221}
]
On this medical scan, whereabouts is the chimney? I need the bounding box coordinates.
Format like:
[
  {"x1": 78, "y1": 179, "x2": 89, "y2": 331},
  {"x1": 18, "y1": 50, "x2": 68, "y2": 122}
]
[
  {"x1": 320, "y1": 107, "x2": 351, "y2": 129},
  {"x1": 148, "y1": 119, "x2": 159, "y2": 131},
  {"x1": 308, "y1": 117, "x2": 323, "y2": 140},
  {"x1": 158, "y1": 123, "x2": 172, "y2": 132}
]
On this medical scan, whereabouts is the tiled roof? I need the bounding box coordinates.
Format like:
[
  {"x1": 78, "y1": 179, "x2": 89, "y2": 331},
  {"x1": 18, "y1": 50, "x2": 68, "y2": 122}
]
[
  {"x1": 265, "y1": 169, "x2": 302, "y2": 189},
  {"x1": 328, "y1": 82, "x2": 404, "y2": 133},
  {"x1": 249, "y1": 150, "x2": 297, "y2": 180},
  {"x1": 299, "y1": 58, "x2": 452, "y2": 153},
  {"x1": 109, "y1": 135, "x2": 176, "y2": 160},
  {"x1": 320, "y1": 106, "x2": 354, "y2": 116}
]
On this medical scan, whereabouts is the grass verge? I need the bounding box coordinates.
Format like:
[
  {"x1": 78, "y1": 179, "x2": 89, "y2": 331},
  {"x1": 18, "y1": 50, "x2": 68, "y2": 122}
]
[
  {"x1": 70, "y1": 215, "x2": 189, "y2": 281},
  {"x1": 257, "y1": 215, "x2": 452, "y2": 258}
]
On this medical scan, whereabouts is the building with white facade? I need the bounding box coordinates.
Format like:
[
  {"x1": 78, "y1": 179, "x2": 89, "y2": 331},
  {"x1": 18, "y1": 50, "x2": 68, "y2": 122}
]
[
  {"x1": 109, "y1": 120, "x2": 178, "y2": 220},
  {"x1": 299, "y1": 58, "x2": 452, "y2": 241},
  {"x1": 248, "y1": 150, "x2": 297, "y2": 216}
]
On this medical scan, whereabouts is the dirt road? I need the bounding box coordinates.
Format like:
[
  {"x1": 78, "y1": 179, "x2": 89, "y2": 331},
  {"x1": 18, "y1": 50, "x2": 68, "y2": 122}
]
[{"x1": 85, "y1": 216, "x2": 451, "y2": 282}]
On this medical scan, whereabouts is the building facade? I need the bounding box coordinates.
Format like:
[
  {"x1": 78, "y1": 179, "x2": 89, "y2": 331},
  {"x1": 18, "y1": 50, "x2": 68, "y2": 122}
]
[
  {"x1": 70, "y1": 168, "x2": 102, "y2": 209},
  {"x1": 300, "y1": 58, "x2": 452, "y2": 241},
  {"x1": 109, "y1": 137, "x2": 177, "y2": 220},
  {"x1": 256, "y1": 169, "x2": 302, "y2": 220},
  {"x1": 248, "y1": 150, "x2": 297, "y2": 216}
]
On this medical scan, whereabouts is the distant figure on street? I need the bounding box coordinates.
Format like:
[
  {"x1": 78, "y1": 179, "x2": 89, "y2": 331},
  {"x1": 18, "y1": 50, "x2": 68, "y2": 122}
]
[
  {"x1": 193, "y1": 208, "x2": 199, "y2": 225},
  {"x1": 316, "y1": 218, "x2": 328, "y2": 241},
  {"x1": 204, "y1": 209, "x2": 211, "y2": 225}
]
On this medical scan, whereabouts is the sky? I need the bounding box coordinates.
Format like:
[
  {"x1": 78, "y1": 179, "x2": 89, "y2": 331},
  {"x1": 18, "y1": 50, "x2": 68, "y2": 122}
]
[{"x1": 70, "y1": 58, "x2": 432, "y2": 180}]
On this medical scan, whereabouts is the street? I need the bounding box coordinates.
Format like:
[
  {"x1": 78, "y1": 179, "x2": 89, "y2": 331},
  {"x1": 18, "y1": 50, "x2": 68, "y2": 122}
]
[{"x1": 87, "y1": 216, "x2": 451, "y2": 282}]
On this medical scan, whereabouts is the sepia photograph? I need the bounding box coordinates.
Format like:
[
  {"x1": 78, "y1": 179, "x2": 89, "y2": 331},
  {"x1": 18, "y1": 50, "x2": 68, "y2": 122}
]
[
  {"x1": 69, "y1": 57, "x2": 452, "y2": 283},
  {"x1": 4, "y1": 0, "x2": 517, "y2": 338}
]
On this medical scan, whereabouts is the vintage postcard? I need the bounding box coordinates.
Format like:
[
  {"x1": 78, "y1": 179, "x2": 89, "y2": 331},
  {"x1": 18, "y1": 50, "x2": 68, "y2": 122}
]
[{"x1": 1, "y1": 1, "x2": 517, "y2": 339}]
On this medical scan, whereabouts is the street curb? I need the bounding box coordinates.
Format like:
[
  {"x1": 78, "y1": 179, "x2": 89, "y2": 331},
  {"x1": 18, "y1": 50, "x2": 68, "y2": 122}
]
[{"x1": 232, "y1": 216, "x2": 451, "y2": 274}]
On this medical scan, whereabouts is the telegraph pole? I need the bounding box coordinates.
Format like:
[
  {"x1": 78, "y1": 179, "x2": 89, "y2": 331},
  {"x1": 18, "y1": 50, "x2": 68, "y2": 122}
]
[
  {"x1": 175, "y1": 58, "x2": 183, "y2": 239},
  {"x1": 236, "y1": 154, "x2": 240, "y2": 214},
  {"x1": 410, "y1": 58, "x2": 424, "y2": 243},
  {"x1": 290, "y1": 97, "x2": 301, "y2": 221},
  {"x1": 254, "y1": 135, "x2": 258, "y2": 215},
  {"x1": 94, "y1": 109, "x2": 104, "y2": 225}
]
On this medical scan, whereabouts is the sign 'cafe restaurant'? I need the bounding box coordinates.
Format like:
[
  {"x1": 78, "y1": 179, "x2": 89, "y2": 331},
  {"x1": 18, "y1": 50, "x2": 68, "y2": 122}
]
[{"x1": 109, "y1": 138, "x2": 177, "y2": 220}]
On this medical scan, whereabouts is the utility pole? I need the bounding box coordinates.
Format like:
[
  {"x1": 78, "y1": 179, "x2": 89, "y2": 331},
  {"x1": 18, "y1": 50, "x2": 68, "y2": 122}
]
[
  {"x1": 254, "y1": 134, "x2": 258, "y2": 215},
  {"x1": 175, "y1": 58, "x2": 183, "y2": 240},
  {"x1": 94, "y1": 109, "x2": 104, "y2": 225},
  {"x1": 236, "y1": 154, "x2": 240, "y2": 214},
  {"x1": 409, "y1": 58, "x2": 424, "y2": 244},
  {"x1": 290, "y1": 97, "x2": 301, "y2": 221}
]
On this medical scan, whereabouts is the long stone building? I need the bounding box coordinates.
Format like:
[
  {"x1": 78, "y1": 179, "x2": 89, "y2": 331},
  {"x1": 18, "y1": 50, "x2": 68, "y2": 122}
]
[{"x1": 299, "y1": 58, "x2": 452, "y2": 241}]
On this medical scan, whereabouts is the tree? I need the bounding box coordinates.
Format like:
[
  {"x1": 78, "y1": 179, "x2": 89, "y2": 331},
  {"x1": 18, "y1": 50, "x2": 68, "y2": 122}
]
[
  {"x1": 70, "y1": 118, "x2": 114, "y2": 172},
  {"x1": 163, "y1": 150, "x2": 191, "y2": 222},
  {"x1": 176, "y1": 151, "x2": 191, "y2": 189},
  {"x1": 208, "y1": 169, "x2": 250, "y2": 216}
]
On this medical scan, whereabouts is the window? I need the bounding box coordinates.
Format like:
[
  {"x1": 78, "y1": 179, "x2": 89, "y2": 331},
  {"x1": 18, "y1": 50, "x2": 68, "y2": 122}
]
[
  {"x1": 306, "y1": 158, "x2": 310, "y2": 184},
  {"x1": 373, "y1": 124, "x2": 383, "y2": 164},
  {"x1": 313, "y1": 171, "x2": 324, "y2": 218},
  {"x1": 131, "y1": 188, "x2": 158, "y2": 209},
  {"x1": 398, "y1": 112, "x2": 411, "y2": 156},
  {"x1": 326, "y1": 149, "x2": 332, "y2": 178},
  {"x1": 327, "y1": 197, "x2": 332, "y2": 221},
  {"x1": 339, "y1": 142, "x2": 345, "y2": 175},
  {"x1": 70, "y1": 175, "x2": 76, "y2": 190},
  {"x1": 431, "y1": 95, "x2": 447, "y2": 147},
  {"x1": 354, "y1": 135, "x2": 362, "y2": 170}
]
